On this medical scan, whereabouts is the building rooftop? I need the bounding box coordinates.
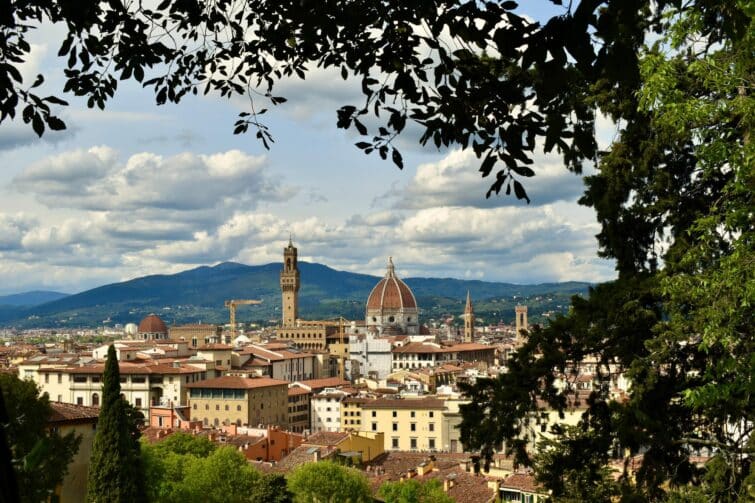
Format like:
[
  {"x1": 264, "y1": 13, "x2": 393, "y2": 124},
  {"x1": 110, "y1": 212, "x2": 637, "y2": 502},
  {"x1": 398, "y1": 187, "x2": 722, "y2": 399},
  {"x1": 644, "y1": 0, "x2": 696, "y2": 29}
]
[
  {"x1": 392, "y1": 342, "x2": 492, "y2": 354},
  {"x1": 294, "y1": 377, "x2": 350, "y2": 391},
  {"x1": 362, "y1": 397, "x2": 447, "y2": 410},
  {"x1": 187, "y1": 376, "x2": 289, "y2": 389},
  {"x1": 48, "y1": 402, "x2": 100, "y2": 424},
  {"x1": 305, "y1": 431, "x2": 350, "y2": 446}
]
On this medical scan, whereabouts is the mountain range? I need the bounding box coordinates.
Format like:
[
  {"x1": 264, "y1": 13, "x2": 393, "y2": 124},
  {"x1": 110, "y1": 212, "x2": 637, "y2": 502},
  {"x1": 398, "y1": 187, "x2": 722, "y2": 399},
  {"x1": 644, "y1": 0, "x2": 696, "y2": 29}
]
[{"x1": 0, "y1": 262, "x2": 591, "y2": 328}]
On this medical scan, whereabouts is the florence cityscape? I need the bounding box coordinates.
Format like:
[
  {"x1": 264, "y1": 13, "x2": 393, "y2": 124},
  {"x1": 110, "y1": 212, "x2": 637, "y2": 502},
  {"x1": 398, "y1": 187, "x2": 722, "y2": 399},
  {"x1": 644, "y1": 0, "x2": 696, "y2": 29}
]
[{"x1": 0, "y1": 1, "x2": 752, "y2": 502}]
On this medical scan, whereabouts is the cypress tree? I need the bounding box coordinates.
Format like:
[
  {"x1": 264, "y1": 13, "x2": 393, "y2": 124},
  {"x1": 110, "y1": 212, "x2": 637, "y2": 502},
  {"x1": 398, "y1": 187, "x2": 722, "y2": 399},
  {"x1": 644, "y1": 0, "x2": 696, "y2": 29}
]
[{"x1": 87, "y1": 345, "x2": 146, "y2": 502}]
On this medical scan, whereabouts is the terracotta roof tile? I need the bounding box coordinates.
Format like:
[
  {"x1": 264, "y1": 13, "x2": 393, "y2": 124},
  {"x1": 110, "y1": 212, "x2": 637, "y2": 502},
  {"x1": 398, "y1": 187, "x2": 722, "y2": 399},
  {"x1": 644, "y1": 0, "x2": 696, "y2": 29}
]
[
  {"x1": 187, "y1": 376, "x2": 288, "y2": 389},
  {"x1": 48, "y1": 402, "x2": 100, "y2": 424},
  {"x1": 305, "y1": 431, "x2": 349, "y2": 446}
]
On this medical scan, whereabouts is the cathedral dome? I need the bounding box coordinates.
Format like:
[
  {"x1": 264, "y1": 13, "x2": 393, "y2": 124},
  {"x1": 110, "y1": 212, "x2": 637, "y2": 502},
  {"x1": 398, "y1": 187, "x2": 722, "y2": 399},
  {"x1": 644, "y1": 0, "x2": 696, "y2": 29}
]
[
  {"x1": 138, "y1": 314, "x2": 168, "y2": 334},
  {"x1": 366, "y1": 257, "x2": 417, "y2": 310}
]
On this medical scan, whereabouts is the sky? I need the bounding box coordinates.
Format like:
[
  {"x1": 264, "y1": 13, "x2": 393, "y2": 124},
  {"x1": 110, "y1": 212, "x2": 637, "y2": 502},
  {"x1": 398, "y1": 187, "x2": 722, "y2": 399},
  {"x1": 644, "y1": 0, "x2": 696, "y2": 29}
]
[{"x1": 0, "y1": 4, "x2": 618, "y2": 295}]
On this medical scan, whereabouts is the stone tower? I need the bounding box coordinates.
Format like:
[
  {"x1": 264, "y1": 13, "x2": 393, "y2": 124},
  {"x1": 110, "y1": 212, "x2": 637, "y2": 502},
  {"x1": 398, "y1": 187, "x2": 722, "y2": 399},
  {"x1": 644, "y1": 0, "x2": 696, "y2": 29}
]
[
  {"x1": 463, "y1": 290, "x2": 475, "y2": 343},
  {"x1": 515, "y1": 305, "x2": 528, "y2": 342},
  {"x1": 280, "y1": 238, "x2": 300, "y2": 327}
]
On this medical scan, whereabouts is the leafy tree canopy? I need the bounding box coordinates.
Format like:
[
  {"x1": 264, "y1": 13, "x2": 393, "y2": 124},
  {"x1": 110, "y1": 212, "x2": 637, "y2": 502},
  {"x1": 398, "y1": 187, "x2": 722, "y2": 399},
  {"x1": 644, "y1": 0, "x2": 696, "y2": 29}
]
[
  {"x1": 288, "y1": 461, "x2": 372, "y2": 503},
  {"x1": 378, "y1": 478, "x2": 454, "y2": 503},
  {"x1": 0, "y1": 373, "x2": 81, "y2": 503},
  {"x1": 142, "y1": 435, "x2": 289, "y2": 503},
  {"x1": 459, "y1": 0, "x2": 753, "y2": 500}
]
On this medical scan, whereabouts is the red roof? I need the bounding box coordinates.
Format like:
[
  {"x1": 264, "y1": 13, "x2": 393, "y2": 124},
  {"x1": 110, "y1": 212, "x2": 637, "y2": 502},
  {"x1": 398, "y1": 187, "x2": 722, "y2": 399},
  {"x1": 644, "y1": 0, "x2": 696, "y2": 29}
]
[
  {"x1": 392, "y1": 342, "x2": 492, "y2": 354},
  {"x1": 48, "y1": 402, "x2": 100, "y2": 424},
  {"x1": 138, "y1": 314, "x2": 167, "y2": 334},
  {"x1": 295, "y1": 377, "x2": 350, "y2": 391},
  {"x1": 366, "y1": 259, "x2": 417, "y2": 310},
  {"x1": 187, "y1": 376, "x2": 288, "y2": 389}
]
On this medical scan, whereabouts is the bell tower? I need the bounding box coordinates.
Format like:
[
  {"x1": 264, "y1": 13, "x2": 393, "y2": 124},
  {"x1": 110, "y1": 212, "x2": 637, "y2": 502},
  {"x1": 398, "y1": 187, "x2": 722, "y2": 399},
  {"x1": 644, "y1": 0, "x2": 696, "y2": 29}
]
[
  {"x1": 463, "y1": 290, "x2": 475, "y2": 343},
  {"x1": 280, "y1": 237, "x2": 300, "y2": 327},
  {"x1": 515, "y1": 305, "x2": 528, "y2": 343}
]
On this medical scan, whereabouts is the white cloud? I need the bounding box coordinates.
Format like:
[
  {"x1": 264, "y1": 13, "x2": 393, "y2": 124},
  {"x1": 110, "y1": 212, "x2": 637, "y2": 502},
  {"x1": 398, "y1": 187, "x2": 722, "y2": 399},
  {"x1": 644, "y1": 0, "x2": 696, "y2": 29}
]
[{"x1": 391, "y1": 148, "x2": 587, "y2": 209}]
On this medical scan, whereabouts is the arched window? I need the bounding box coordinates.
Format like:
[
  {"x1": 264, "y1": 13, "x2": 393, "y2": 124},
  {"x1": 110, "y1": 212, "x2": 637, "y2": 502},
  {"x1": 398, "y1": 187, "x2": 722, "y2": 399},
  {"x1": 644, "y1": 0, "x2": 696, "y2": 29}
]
[{"x1": 92, "y1": 393, "x2": 99, "y2": 406}]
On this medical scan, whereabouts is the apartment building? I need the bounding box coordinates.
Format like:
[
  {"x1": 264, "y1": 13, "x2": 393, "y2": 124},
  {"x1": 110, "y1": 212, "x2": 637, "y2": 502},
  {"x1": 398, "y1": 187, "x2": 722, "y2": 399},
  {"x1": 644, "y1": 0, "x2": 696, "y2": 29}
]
[
  {"x1": 311, "y1": 387, "x2": 352, "y2": 433},
  {"x1": 187, "y1": 376, "x2": 289, "y2": 428},
  {"x1": 357, "y1": 397, "x2": 448, "y2": 452},
  {"x1": 287, "y1": 386, "x2": 311, "y2": 433},
  {"x1": 231, "y1": 344, "x2": 318, "y2": 381},
  {"x1": 391, "y1": 342, "x2": 495, "y2": 371},
  {"x1": 20, "y1": 357, "x2": 213, "y2": 410}
]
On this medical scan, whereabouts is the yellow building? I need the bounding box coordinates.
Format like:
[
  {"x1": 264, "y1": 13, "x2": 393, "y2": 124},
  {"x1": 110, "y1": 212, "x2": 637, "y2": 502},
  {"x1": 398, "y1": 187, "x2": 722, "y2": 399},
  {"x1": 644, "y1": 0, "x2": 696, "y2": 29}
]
[
  {"x1": 187, "y1": 376, "x2": 289, "y2": 428},
  {"x1": 169, "y1": 324, "x2": 222, "y2": 346},
  {"x1": 48, "y1": 402, "x2": 100, "y2": 503},
  {"x1": 358, "y1": 397, "x2": 448, "y2": 452}
]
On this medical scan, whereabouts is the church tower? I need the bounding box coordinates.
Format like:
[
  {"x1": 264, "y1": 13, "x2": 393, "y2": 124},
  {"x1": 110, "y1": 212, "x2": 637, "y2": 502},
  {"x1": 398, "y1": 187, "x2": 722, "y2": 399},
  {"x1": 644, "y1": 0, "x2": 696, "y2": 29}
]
[
  {"x1": 280, "y1": 238, "x2": 300, "y2": 327},
  {"x1": 463, "y1": 290, "x2": 475, "y2": 343},
  {"x1": 515, "y1": 305, "x2": 528, "y2": 343}
]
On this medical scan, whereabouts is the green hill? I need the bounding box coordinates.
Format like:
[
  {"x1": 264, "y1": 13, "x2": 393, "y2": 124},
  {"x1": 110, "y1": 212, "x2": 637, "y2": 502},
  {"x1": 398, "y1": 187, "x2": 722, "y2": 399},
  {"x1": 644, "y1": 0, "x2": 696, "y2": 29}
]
[{"x1": 1, "y1": 262, "x2": 590, "y2": 328}]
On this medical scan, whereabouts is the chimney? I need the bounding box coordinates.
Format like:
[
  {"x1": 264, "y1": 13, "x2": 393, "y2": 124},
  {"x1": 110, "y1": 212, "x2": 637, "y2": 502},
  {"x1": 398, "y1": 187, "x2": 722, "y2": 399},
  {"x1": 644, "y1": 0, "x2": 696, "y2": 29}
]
[{"x1": 313, "y1": 449, "x2": 321, "y2": 462}]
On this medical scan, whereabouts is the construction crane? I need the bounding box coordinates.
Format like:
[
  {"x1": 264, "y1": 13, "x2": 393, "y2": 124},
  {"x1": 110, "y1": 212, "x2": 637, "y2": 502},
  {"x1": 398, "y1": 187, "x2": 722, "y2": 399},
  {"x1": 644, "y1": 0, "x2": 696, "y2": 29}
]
[
  {"x1": 297, "y1": 317, "x2": 348, "y2": 380},
  {"x1": 224, "y1": 299, "x2": 262, "y2": 344}
]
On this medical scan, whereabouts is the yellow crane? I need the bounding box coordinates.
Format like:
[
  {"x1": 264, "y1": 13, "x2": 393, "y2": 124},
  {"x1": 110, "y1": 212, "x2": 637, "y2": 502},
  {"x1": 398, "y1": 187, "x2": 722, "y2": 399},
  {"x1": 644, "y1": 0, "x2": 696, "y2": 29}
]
[
  {"x1": 224, "y1": 299, "x2": 262, "y2": 343},
  {"x1": 297, "y1": 317, "x2": 348, "y2": 380}
]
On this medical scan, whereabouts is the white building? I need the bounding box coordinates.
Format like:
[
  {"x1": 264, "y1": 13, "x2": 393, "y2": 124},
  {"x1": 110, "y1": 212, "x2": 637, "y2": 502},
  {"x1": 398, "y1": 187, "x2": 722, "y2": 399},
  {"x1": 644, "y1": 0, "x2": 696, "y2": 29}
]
[
  {"x1": 310, "y1": 387, "x2": 352, "y2": 433},
  {"x1": 349, "y1": 333, "x2": 394, "y2": 379}
]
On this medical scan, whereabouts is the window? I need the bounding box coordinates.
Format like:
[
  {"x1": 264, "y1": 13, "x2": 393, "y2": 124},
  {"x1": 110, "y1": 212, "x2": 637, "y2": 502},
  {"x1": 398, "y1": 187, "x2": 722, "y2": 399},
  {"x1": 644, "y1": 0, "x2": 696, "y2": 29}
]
[
  {"x1": 410, "y1": 438, "x2": 417, "y2": 449},
  {"x1": 392, "y1": 423, "x2": 398, "y2": 431},
  {"x1": 193, "y1": 404, "x2": 197, "y2": 410},
  {"x1": 429, "y1": 423, "x2": 435, "y2": 432},
  {"x1": 372, "y1": 411, "x2": 377, "y2": 417},
  {"x1": 92, "y1": 393, "x2": 99, "y2": 406},
  {"x1": 225, "y1": 405, "x2": 229, "y2": 411},
  {"x1": 57, "y1": 395, "x2": 62, "y2": 402},
  {"x1": 392, "y1": 411, "x2": 397, "y2": 418},
  {"x1": 237, "y1": 405, "x2": 242, "y2": 411},
  {"x1": 205, "y1": 404, "x2": 209, "y2": 410},
  {"x1": 135, "y1": 398, "x2": 142, "y2": 408},
  {"x1": 132, "y1": 376, "x2": 146, "y2": 383},
  {"x1": 216, "y1": 360, "x2": 222, "y2": 366},
  {"x1": 429, "y1": 438, "x2": 435, "y2": 449},
  {"x1": 216, "y1": 404, "x2": 220, "y2": 410},
  {"x1": 392, "y1": 438, "x2": 399, "y2": 449},
  {"x1": 410, "y1": 411, "x2": 415, "y2": 418},
  {"x1": 57, "y1": 373, "x2": 62, "y2": 383},
  {"x1": 169, "y1": 376, "x2": 174, "y2": 383},
  {"x1": 91, "y1": 375, "x2": 101, "y2": 383},
  {"x1": 372, "y1": 422, "x2": 378, "y2": 431},
  {"x1": 410, "y1": 423, "x2": 416, "y2": 432},
  {"x1": 76, "y1": 397, "x2": 83, "y2": 405},
  {"x1": 429, "y1": 411, "x2": 434, "y2": 418},
  {"x1": 45, "y1": 373, "x2": 49, "y2": 383}
]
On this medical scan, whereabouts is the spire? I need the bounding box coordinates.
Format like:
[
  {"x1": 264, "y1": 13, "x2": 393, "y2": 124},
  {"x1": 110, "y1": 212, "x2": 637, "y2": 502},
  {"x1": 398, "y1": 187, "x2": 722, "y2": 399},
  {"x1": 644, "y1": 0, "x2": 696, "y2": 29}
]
[
  {"x1": 465, "y1": 290, "x2": 473, "y2": 313},
  {"x1": 386, "y1": 256, "x2": 395, "y2": 277},
  {"x1": 288, "y1": 233, "x2": 293, "y2": 247}
]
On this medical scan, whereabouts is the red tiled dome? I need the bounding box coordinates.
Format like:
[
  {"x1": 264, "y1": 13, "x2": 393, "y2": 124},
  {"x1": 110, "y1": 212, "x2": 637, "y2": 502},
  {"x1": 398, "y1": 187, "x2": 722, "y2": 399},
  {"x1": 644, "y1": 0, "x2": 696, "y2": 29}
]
[
  {"x1": 366, "y1": 258, "x2": 417, "y2": 310},
  {"x1": 138, "y1": 314, "x2": 167, "y2": 334}
]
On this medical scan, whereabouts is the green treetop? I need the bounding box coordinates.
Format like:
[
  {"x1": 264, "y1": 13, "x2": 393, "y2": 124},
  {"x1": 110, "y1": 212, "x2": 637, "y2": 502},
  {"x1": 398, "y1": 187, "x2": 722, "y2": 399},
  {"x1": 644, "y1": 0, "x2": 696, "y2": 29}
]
[
  {"x1": 86, "y1": 345, "x2": 146, "y2": 502},
  {"x1": 288, "y1": 462, "x2": 372, "y2": 503},
  {"x1": 0, "y1": 373, "x2": 81, "y2": 503}
]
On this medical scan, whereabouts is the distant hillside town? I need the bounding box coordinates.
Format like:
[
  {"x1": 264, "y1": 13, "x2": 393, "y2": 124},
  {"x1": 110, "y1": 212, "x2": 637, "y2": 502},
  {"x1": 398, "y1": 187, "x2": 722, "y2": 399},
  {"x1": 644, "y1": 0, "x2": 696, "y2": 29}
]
[{"x1": 2, "y1": 241, "x2": 638, "y2": 503}]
